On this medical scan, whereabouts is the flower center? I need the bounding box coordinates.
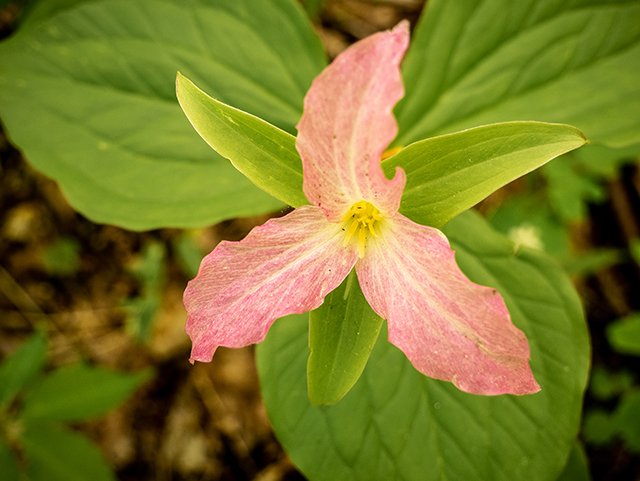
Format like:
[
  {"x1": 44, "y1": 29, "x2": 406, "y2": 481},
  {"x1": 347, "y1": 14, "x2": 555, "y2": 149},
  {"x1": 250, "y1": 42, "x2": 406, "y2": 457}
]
[{"x1": 341, "y1": 201, "x2": 383, "y2": 258}]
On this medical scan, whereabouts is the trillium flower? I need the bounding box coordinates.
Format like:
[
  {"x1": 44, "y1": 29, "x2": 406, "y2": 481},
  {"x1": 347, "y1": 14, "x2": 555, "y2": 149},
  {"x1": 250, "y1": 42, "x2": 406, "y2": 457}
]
[{"x1": 184, "y1": 21, "x2": 540, "y2": 396}]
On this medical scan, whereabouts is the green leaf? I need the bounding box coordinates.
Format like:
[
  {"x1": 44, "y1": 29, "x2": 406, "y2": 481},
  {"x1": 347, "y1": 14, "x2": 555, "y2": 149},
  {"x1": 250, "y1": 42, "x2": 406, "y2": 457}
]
[
  {"x1": 17, "y1": 0, "x2": 94, "y2": 32},
  {"x1": 573, "y1": 142, "x2": 640, "y2": 178},
  {"x1": 0, "y1": 0, "x2": 324, "y2": 230},
  {"x1": 20, "y1": 364, "x2": 152, "y2": 422},
  {"x1": 176, "y1": 73, "x2": 307, "y2": 208},
  {"x1": 0, "y1": 437, "x2": 21, "y2": 481},
  {"x1": 308, "y1": 270, "x2": 383, "y2": 405},
  {"x1": 397, "y1": 0, "x2": 640, "y2": 148},
  {"x1": 129, "y1": 241, "x2": 165, "y2": 295},
  {"x1": 21, "y1": 422, "x2": 116, "y2": 481},
  {"x1": 562, "y1": 249, "x2": 625, "y2": 277},
  {"x1": 0, "y1": 329, "x2": 47, "y2": 408},
  {"x1": 123, "y1": 241, "x2": 166, "y2": 341},
  {"x1": 382, "y1": 121, "x2": 586, "y2": 228},
  {"x1": 123, "y1": 296, "x2": 160, "y2": 343},
  {"x1": 556, "y1": 441, "x2": 591, "y2": 481},
  {"x1": 542, "y1": 156, "x2": 606, "y2": 222},
  {"x1": 613, "y1": 390, "x2": 640, "y2": 451},
  {"x1": 173, "y1": 233, "x2": 204, "y2": 279},
  {"x1": 302, "y1": 0, "x2": 325, "y2": 19},
  {"x1": 582, "y1": 409, "x2": 616, "y2": 446},
  {"x1": 606, "y1": 314, "x2": 640, "y2": 356},
  {"x1": 588, "y1": 366, "x2": 634, "y2": 401},
  {"x1": 631, "y1": 239, "x2": 640, "y2": 266},
  {"x1": 42, "y1": 237, "x2": 81, "y2": 276},
  {"x1": 257, "y1": 210, "x2": 589, "y2": 481}
]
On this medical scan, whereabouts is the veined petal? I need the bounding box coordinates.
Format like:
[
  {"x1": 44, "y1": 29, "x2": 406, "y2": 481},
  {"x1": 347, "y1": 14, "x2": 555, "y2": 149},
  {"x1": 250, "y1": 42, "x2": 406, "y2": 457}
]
[
  {"x1": 184, "y1": 205, "x2": 359, "y2": 362},
  {"x1": 296, "y1": 21, "x2": 409, "y2": 221},
  {"x1": 355, "y1": 214, "x2": 540, "y2": 395}
]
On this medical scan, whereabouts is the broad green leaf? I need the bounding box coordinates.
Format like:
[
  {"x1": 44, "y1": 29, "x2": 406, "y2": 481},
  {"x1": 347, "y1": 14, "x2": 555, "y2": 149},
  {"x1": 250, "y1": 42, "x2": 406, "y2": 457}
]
[
  {"x1": 257, "y1": 210, "x2": 589, "y2": 481},
  {"x1": 556, "y1": 442, "x2": 591, "y2": 481},
  {"x1": 308, "y1": 270, "x2": 383, "y2": 405},
  {"x1": 381, "y1": 121, "x2": 587, "y2": 228},
  {"x1": 20, "y1": 364, "x2": 152, "y2": 422},
  {"x1": 0, "y1": 329, "x2": 47, "y2": 408},
  {"x1": 397, "y1": 0, "x2": 640, "y2": 148},
  {"x1": 606, "y1": 314, "x2": 640, "y2": 356},
  {"x1": 21, "y1": 422, "x2": 116, "y2": 481},
  {"x1": 0, "y1": 437, "x2": 21, "y2": 481},
  {"x1": 176, "y1": 73, "x2": 307, "y2": 208},
  {"x1": 0, "y1": 0, "x2": 325, "y2": 230},
  {"x1": 17, "y1": 0, "x2": 92, "y2": 31}
]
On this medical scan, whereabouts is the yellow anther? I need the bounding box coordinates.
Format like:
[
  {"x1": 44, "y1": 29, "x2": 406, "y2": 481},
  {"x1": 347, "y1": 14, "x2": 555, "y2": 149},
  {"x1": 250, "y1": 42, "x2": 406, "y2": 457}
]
[{"x1": 341, "y1": 201, "x2": 383, "y2": 258}]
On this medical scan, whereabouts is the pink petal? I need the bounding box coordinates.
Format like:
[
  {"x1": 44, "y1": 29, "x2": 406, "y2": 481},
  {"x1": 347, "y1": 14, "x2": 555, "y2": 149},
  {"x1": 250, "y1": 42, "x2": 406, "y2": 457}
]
[
  {"x1": 355, "y1": 214, "x2": 540, "y2": 395},
  {"x1": 296, "y1": 21, "x2": 409, "y2": 222},
  {"x1": 184, "y1": 205, "x2": 359, "y2": 362}
]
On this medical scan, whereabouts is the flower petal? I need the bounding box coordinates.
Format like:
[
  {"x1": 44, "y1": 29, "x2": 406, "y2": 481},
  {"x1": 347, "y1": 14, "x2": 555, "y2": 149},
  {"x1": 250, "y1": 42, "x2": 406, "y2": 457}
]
[
  {"x1": 184, "y1": 205, "x2": 359, "y2": 362},
  {"x1": 296, "y1": 21, "x2": 409, "y2": 221},
  {"x1": 355, "y1": 214, "x2": 540, "y2": 395}
]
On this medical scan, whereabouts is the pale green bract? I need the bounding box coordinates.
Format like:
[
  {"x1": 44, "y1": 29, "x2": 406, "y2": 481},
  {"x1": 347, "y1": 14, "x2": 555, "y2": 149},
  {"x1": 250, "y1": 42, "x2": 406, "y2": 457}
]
[
  {"x1": 382, "y1": 122, "x2": 587, "y2": 228},
  {"x1": 176, "y1": 73, "x2": 307, "y2": 208},
  {"x1": 178, "y1": 74, "x2": 586, "y2": 229}
]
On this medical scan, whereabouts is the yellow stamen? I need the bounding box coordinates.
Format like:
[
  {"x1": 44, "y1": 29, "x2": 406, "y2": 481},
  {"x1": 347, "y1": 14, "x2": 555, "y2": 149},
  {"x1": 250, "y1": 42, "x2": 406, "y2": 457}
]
[
  {"x1": 343, "y1": 218, "x2": 359, "y2": 246},
  {"x1": 367, "y1": 218, "x2": 379, "y2": 237},
  {"x1": 341, "y1": 200, "x2": 383, "y2": 258}
]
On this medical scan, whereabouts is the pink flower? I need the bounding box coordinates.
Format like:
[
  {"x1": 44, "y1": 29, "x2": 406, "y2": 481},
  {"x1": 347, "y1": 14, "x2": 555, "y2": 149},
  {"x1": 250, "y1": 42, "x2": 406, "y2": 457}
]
[{"x1": 184, "y1": 21, "x2": 540, "y2": 396}]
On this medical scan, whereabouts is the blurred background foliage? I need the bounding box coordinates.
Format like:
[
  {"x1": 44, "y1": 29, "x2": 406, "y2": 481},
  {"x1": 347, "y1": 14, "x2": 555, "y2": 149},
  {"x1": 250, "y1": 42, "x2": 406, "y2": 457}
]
[{"x1": 0, "y1": 0, "x2": 639, "y2": 480}]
